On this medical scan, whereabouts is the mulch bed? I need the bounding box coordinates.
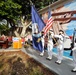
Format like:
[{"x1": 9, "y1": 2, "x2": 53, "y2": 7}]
[{"x1": 0, "y1": 50, "x2": 58, "y2": 75}]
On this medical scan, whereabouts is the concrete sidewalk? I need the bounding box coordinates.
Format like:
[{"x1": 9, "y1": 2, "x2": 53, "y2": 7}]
[
  {"x1": 0, "y1": 45, "x2": 76, "y2": 75},
  {"x1": 21, "y1": 47, "x2": 76, "y2": 75}
]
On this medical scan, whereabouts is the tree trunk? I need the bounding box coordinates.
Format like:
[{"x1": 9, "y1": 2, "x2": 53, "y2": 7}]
[
  {"x1": 20, "y1": 17, "x2": 32, "y2": 37},
  {"x1": 14, "y1": 30, "x2": 20, "y2": 37}
]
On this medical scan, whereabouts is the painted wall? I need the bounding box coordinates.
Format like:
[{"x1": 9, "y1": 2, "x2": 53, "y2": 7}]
[
  {"x1": 42, "y1": 0, "x2": 76, "y2": 36},
  {"x1": 64, "y1": 0, "x2": 76, "y2": 36},
  {"x1": 56, "y1": 0, "x2": 76, "y2": 36}
]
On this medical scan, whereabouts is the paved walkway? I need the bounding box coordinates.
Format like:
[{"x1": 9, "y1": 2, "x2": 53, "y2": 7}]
[
  {"x1": 21, "y1": 47, "x2": 76, "y2": 75},
  {"x1": 0, "y1": 39, "x2": 76, "y2": 75}
]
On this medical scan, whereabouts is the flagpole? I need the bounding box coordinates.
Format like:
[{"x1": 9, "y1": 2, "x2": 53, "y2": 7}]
[
  {"x1": 49, "y1": 2, "x2": 51, "y2": 8},
  {"x1": 29, "y1": 0, "x2": 33, "y2": 5},
  {"x1": 48, "y1": 1, "x2": 50, "y2": 40}
]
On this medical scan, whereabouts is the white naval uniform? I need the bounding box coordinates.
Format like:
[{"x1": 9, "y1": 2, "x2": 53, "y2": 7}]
[
  {"x1": 54, "y1": 34, "x2": 64, "y2": 63},
  {"x1": 41, "y1": 35, "x2": 45, "y2": 54},
  {"x1": 47, "y1": 32, "x2": 54, "y2": 59},
  {"x1": 72, "y1": 43, "x2": 76, "y2": 70}
]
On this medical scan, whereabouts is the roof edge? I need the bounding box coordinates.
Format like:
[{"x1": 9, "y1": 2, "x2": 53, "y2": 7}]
[{"x1": 38, "y1": 0, "x2": 73, "y2": 14}]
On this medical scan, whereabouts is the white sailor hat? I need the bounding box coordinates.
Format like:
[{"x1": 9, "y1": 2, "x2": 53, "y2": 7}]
[
  {"x1": 49, "y1": 29, "x2": 53, "y2": 32},
  {"x1": 32, "y1": 23, "x2": 38, "y2": 25}
]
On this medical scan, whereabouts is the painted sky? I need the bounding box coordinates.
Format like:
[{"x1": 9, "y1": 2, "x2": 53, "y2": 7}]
[{"x1": 64, "y1": 0, "x2": 76, "y2": 36}]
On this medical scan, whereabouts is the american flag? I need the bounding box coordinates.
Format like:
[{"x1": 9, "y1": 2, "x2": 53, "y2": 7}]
[{"x1": 43, "y1": 9, "x2": 53, "y2": 36}]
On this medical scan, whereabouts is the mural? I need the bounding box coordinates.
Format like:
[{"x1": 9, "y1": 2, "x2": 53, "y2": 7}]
[
  {"x1": 42, "y1": 0, "x2": 76, "y2": 36},
  {"x1": 58, "y1": 0, "x2": 76, "y2": 36}
]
